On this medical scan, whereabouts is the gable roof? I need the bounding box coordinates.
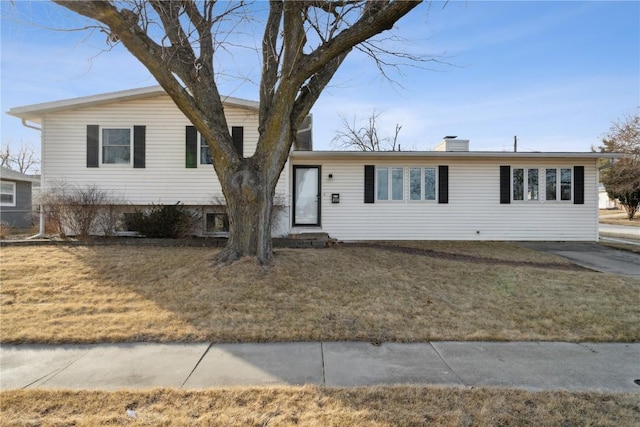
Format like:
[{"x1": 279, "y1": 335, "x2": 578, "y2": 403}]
[
  {"x1": 6, "y1": 85, "x2": 260, "y2": 123},
  {"x1": 1, "y1": 167, "x2": 40, "y2": 183}
]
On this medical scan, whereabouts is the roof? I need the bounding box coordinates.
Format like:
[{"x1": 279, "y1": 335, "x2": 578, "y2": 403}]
[
  {"x1": 6, "y1": 85, "x2": 260, "y2": 123},
  {"x1": 290, "y1": 150, "x2": 621, "y2": 160},
  {"x1": 1, "y1": 167, "x2": 41, "y2": 183}
]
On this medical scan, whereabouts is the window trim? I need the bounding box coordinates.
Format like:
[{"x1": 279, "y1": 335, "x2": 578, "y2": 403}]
[
  {"x1": 375, "y1": 166, "x2": 404, "y2": 201},
  {"x1": 545, "y1": 166, "x2": 573, "y2": 202},
  {"x1": 199, "y1": 134, "x2": 213, "y2": 165},
  {"x1": 409, "y1": 166, "x2": 438, "y2": 202},
  {"x1": 0, "y1": 180, "x2": 16, "y2": 207},
  {"x1": 511, "y1": 167, "x2": 540, "y2": 202},
  {"x1": 204, "y1": 211, "x2": 229, "y2": 236},
  {"x1": 100, "y1": 127, "x2": 133, "y2": 166}
]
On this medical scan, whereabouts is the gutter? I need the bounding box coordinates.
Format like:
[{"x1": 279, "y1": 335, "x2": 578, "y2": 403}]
[{"x1": 19, "y1": 119, "x2": 45, "y2": 239}]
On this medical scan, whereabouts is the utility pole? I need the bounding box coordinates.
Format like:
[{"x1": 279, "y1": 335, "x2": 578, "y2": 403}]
[{"x1": 514, "y1": 135, "x2": 518, "y2": 152}]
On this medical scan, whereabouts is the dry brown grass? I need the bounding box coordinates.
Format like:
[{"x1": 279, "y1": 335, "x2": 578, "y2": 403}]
[
  {"x1": 1, "y1": 386, "x2": 638, "y2": 426},
  {"x1": 1, "y1": 242, "x2": 639, "y2": 344},
  {"x1": 599, "y1": 209, "x2": 640, "y2": 227}
]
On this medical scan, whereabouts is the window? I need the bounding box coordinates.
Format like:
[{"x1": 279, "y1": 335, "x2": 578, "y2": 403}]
[
  {"x1": 513, "y1": 168, "x2": 539, "y2": 202},
  {"x1": 102, "y1": 128, "x2": 131, "y2": 164},
  {"x1": 546, "y1": 168, "x2": 557, "y2": 200},
  {"x1": 528, "y1": 169, "x2": 539, "y2": 201},
  {"x1": 200, "y1": 135, "x2": 212, "y2": 164},
  {"x1": 376, "y1": 167, "x2": 403, "y2": 201},
  {"x1": 545, "y1": 168, "x2": 571, "y2": 201},
  {"x1": 410, "y1": 167, "x2": 437, "y2": 201},
  {"x1": 0, "y1": 181, "x2": 16, "y2": 206},
  {"x1": 513, "y1": 168, "x2": 524, "y2": 201},
  {"x1": 205, "y1": 212, "x2": 229, "y2": 234},
  {"x1": 560, "y1": 168, "x2": 572, "y2": 201}
]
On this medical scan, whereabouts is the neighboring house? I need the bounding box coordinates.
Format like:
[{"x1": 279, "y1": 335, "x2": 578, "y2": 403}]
[
  {"x1": 0, "y1": 167, "x2": 39, "y2": 228},
  {"x1": 7, "y1": 86, "x2": 613, "y2": 241},
  {"x1": 598, "y1": 184, "x2": 619, "y2": 210}
]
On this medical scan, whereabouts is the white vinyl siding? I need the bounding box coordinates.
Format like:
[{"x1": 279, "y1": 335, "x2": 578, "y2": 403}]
[
  {"x1": 291, "y1": 156, "x2": 598, "y2": 242},
  {"x1": 41, "y1": 94, "x2": 288, "y2": 207}
]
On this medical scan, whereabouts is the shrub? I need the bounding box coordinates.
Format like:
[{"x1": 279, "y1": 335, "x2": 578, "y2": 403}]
[
  {"x1": 41, "y1": 184, "x2": 123, "y2": 239},
  {"x1": 0, "y1": 221, "x2": 11, "y2": 239},
  {"x1": 126, "y1": 203, "x2": 198, "y2": 238}
]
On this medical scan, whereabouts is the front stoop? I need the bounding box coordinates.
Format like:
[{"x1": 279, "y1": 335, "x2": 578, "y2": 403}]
[{"x1": 276, "y1": 232, "x2": 331, "y2": 248}]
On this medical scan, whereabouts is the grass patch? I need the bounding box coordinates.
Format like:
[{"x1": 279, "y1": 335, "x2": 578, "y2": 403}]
[
  {"x1": 1, "y1": 243, "x2": 639, "y2": 344},
  {"x1": 599, "y1": 209, "x2": 640, "y2": 227},
  {"x1": 1, "y1": 386, "x2": 638, "y2": 426}
]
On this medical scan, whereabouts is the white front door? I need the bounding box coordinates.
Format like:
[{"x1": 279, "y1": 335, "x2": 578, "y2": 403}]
[{"x1": 293, "y1": 166, "x2": 320, "y2": 226}]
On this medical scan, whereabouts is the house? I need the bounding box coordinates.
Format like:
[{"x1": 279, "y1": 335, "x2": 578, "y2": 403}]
[
  {"x1": 0, "y1": 167, "x2": 39, "y2": 228},
  {"x1": 598, "y1": 184, "x2": 619, "y2": 210},
  {"x1": 7, "y1": 86, "x2": 614, "y2": 241}
]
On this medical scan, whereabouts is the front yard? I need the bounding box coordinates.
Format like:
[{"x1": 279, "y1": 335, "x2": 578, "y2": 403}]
[{"x1": 2, "y1": 242, "x2": 639, "y2": 344}]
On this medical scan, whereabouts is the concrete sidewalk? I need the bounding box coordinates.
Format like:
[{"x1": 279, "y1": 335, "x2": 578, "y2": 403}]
[{"x1": 1, "y1": 342, "x2": 638, "y2": 393}]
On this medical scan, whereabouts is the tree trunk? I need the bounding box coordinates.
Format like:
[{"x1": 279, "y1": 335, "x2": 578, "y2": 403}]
[{"x1": 215, "y1": 160, "x2": 277, "y2": 265}]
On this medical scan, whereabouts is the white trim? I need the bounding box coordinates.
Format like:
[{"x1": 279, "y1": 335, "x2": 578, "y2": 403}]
[
  {"x1": 375, "y1": 166, "x2": 404, "y2": 202},
  {"x1": 7, "y1": 85, "x2": 259, "y2": 122},
  {"x1": 408, "y1": 166, "x2": 438, "y2": 202},
  {"x1": 0, "y1": 180, "x2": 17, "y2": 207},
  {"x1": 291, "y1": 151, "x2": 621, "y2": 160},
  {"x1": 543, "y1": 166, "x2": 573, "y2": 203},
  {"x1": 100, "y1": 127, "x2": 133, "y2": 167}
]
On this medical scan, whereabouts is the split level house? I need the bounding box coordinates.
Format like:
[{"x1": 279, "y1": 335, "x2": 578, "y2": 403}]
[{"x1": 7, "y1": 85, "x2": 612, "y2": 241}]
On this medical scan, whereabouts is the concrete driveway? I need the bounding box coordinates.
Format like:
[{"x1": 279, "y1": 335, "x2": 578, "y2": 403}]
[{"x1": 517, "y1": 242, "x2": 640, "y2": 279}]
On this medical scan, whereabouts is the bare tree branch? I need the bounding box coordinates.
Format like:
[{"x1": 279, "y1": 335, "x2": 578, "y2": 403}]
[{"x1": 332, "y1": 110, "x2": 402, "y2": 151}]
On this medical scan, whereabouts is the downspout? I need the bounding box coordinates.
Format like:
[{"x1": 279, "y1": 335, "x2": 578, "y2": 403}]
[{"x1": 20, "y1": 119, "x2": 45, "y2": 239}]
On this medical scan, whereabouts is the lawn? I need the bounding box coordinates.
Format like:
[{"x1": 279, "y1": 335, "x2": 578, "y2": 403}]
[
  {"x1": 599, "y1": 209, "x2": 640, "y2": 227},
  {"x1": 2, "y1": 242, "x2": 639, "y2": 343},
  {"x1": 2, "y1": 386, "x2": 639, "y2": 426}
]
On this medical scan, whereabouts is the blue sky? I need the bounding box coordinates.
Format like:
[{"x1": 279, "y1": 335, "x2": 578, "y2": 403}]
[{"x1": 1, "y1": 1, "x2": 638, "y2": 154}]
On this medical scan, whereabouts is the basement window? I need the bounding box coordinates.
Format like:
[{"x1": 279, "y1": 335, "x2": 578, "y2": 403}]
[{"x1": 205, "y1": 212, "x2": 229, "y2": 234}]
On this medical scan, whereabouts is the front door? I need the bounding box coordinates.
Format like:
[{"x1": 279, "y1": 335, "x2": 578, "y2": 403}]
[{"x1": 293, "y1": 166, "x2": 320, "y2": 226}]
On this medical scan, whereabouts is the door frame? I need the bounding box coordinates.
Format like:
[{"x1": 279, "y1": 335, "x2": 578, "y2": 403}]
[{"x1": 292, "y1": 165, "x2": 321, "y2": 227}]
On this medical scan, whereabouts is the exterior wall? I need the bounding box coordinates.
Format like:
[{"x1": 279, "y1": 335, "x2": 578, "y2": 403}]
[
  {"x1": 290, "y1": 156, "x2": 599, "y2": 241},
  {"x1": 0, "y1": 180, "x2": 33, "y2": 227},
  {"x1": 41, "y1": 94, "x2": 290, "y2": 236}
]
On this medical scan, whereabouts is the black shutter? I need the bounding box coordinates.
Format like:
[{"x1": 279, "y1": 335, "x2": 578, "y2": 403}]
[
  {"x1": 364, "y1": 165, "x2": 375, "y2": 203},
  {"x1": 438, "y1": 165, "x2": 449, "y2": 204},
  {"x1": 185, "y1": 126, "x2": 197, "y2": 168},
  {"x1": 574, "y1": 166, "x2": 584, "y2": 205},
  {"x1": 133, "y1": 125, "x2": 146, "y2": 168},
  {"x1": 87, "y1": 125, "x2": 99, "y2": 168},
  {"x1": 232, "y1": 126, "x2": 244, "y2": 157},
  {"x1": 500, "y1": 165, "x2": 511, "y2": 204}
]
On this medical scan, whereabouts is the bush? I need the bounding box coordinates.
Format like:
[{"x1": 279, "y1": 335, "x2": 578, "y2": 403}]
[
  {"x1": 126, "y1": 203, "x2": 198, "y2": 238},
  {"x1": 0, "y1": 222, "x2": 11, "y2": 239},
  {"x1": 41, "y1": 184, "x2": 123, "y2": 239}
]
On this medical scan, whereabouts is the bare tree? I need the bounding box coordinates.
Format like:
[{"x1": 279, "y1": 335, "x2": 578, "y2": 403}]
[
  {"x1": 598, "y1": 112, "x2": 640, "y2": 220},
  {"x1": 51, "y1": 0, "x2": 423, "y2": 264},
  {"x1": 0, "y1": 143, "x2": 40, "y2": 174},
  {"x1": 333, "y1": 110, "x2": 402, "y2": 151}
]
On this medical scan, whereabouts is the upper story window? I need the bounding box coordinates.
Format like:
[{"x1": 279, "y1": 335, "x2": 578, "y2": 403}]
[
  {"x1": 513, "y1": 168, "x2": 539, "y2": 201},
  {"x1": 200, "y1": 135, "x2": 212, "y2": 164},
  {"x1": 376, "y1": 167, "x2": 403, "y2": 201},
  {"x1": 102, "y1": 128, "x2": 131, "y2": 165},
  {"x1": 410, "y1": 167, "x2": 437, "y2": 201},
  {"x1": 0, "y1": 181, "x2": 16, "y2": 206}
]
